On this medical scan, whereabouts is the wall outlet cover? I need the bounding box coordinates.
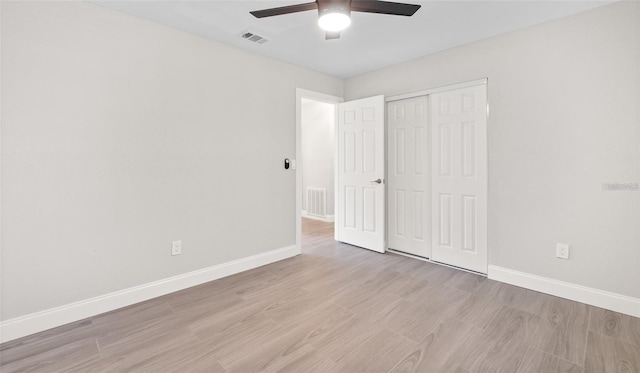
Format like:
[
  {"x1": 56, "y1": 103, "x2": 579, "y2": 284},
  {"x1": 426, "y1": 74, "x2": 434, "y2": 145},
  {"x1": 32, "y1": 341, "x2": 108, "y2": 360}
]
[
  {"x1": 556, "y1": 243, "x2": 569, "y2": 259},
  {"x1": 172, "y1": 240, "x2": 182, "y2": 256}
]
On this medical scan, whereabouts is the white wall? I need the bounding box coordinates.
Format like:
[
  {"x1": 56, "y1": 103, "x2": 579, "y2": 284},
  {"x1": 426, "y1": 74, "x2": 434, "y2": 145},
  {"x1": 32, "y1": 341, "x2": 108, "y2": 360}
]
[
  {"x1": 301, "y1": 99, "x2": 335, "y2": 217},
  {"x1": 0, "y1": 1, "x2": 342, "y2": 321},
  {"x1": 346, "y1": 1, "x2": 640, "y2": 299}
]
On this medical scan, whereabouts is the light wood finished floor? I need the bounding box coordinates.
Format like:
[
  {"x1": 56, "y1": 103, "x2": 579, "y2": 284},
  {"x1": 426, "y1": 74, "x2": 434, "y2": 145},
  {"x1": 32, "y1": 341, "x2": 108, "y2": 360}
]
[{"x1": 2, "y1": 218, "x2": 639, "y2": 372}]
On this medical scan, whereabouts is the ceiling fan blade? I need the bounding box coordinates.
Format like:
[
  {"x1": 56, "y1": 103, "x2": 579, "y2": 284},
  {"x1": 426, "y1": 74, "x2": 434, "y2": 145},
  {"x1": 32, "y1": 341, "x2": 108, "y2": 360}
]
[
  {"x1": 250, "y1": 2, "x2": 318, "y2": 18},
  {"x1": 350, "y1": 0, "x2": 421, "y2": 16},
  {"x1": 326, "y1": 31, "x2": 341, "y2": 40}
]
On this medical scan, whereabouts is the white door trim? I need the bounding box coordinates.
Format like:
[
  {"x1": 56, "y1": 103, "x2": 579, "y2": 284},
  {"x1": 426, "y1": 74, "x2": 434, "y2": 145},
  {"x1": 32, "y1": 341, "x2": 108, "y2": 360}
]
[
  {"x1": 296, "y1": 89, "x2": 343, "y2": 250},
  {"x1": 386, "y1": 78, "x2": 488, "y2": 102}
]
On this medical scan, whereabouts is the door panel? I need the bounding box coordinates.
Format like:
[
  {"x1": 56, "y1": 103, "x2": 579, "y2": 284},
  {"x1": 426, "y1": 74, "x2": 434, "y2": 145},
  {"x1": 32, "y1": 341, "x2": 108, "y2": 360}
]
[
  {"x1": 387, "y1": 96, "x2": 429, "y2": 258},
  {"x1": 430, "y1": 84, "x2": 487, "y2": 273},
  {"x1": 336, "y1": 96, "x2": 385, "y2": 253}
]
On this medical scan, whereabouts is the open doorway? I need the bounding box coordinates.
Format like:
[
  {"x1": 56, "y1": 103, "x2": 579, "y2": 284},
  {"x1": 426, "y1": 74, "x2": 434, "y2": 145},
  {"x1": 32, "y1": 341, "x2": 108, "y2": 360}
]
[
  {"x1": 301, "y1": 98, "x2": 335, "y2": 223},
  {"x1": 295, "y1": 89, "x2": 342, "y2": 250}
]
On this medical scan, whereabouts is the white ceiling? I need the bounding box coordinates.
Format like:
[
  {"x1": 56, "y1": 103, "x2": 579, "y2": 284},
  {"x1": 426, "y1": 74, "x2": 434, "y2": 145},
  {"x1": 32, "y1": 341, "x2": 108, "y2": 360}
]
[{"x1": 92, "y1": 0, "x2": 615, "y2": 78}]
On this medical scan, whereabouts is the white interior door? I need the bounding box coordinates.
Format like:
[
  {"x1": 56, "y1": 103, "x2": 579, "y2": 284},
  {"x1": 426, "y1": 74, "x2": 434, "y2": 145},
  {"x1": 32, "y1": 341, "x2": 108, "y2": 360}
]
[
  {"x1": 336, "y1": 95, "x2": 386, "y2": 253},
  {"x1": 387, "y1": 96, "x2": 430, "y2": 257},
  {"x1": 430, "y1": 84, "x2": 487, "y2": 273}
]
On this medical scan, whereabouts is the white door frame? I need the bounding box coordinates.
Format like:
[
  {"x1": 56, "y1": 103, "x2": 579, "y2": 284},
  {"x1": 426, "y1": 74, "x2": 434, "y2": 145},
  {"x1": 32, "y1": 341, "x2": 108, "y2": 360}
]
[
  {"x1": 295, "y1": 88, "x2": 343, "y2": 251},
  {"x1": 385, "y1": 78, "x2": 488, "y2": 103}
]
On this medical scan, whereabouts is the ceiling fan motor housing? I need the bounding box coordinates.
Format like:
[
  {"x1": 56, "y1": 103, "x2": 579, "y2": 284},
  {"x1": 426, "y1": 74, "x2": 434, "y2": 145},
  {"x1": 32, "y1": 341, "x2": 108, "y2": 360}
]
[{"x1": 317, "y1": 0, "x2": 352, "y2": 18}]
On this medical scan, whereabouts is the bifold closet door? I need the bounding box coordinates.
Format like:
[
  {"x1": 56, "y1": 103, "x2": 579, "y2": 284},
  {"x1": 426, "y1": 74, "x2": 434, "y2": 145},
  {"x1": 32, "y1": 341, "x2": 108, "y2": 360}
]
[
  {"x1": 430, "y1": 84, "x2": 488, "y2": 274},
  {"x1": 387, "y1": 96, "x2": 429, "y2": 258}
]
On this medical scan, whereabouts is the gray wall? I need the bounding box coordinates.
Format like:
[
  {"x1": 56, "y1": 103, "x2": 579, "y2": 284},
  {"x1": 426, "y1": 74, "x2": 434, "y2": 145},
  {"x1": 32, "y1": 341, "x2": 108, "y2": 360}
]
[
  {"x1": 346, "y1": 1, "x2": 640, "y2": 298},
  {"x1": 1, "y1": 1, "x2": 342, "y2": 320},
  {"x1": 301, "y1": 99, "x2": 335, "y2": 217}
]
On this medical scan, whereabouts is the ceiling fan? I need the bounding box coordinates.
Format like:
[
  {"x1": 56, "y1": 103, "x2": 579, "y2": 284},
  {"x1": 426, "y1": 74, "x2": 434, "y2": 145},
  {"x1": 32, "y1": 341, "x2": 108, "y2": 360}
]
[{"x1": 250, "y1": 0, "x2": 421, "y2": 40}]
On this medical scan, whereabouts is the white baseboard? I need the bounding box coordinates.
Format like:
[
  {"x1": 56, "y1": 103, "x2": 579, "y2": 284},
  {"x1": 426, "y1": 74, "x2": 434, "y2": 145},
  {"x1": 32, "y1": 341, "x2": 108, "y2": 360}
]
[
  {"x1": 0, "y1": 245, "x2": 300, "y2": 344},
  {"x1": 301, "y1": 211, "x2": 335, "y2": 223},
  {"x1": 488, "y1": 265, "x2": 640, "y2": 318}
]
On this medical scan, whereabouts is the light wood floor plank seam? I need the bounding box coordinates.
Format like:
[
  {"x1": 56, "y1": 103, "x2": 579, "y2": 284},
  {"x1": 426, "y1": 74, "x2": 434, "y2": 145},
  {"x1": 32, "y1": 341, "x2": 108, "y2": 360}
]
[{"x1": 581, "y1": 305, "x2": 592, "y2": 373}]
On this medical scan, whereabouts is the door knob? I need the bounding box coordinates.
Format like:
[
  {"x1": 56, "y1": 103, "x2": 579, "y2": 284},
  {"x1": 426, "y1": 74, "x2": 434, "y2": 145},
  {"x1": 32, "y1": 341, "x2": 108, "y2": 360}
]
[{"x1": 370, "y1": 178, "x2": 383, "y2": 184}]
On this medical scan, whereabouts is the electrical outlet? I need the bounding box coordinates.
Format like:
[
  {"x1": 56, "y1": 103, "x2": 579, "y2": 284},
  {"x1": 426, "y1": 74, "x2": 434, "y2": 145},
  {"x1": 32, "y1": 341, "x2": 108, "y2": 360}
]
[
  {"x1": 556, "y1": 243, "x2": 569, "y2": 259},
  {"x1": 172, "y1": 240, "x2": 182, "y2": 256}
]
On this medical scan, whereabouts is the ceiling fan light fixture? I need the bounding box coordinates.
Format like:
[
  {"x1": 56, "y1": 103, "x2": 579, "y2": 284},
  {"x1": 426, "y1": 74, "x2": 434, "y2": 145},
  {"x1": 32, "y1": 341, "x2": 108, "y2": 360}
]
[
  {"x1": 318, "y1": 12, "x2": 351, "y2": 31},
  {"x1": 317, "y1": 6, "x2": 351, "y2": 32}
]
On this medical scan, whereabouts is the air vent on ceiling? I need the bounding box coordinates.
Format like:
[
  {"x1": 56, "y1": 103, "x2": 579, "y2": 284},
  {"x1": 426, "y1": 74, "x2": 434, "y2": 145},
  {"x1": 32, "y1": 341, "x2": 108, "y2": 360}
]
[{"x1": 240, "y1": 31, "x2": 268, "y2": 44}]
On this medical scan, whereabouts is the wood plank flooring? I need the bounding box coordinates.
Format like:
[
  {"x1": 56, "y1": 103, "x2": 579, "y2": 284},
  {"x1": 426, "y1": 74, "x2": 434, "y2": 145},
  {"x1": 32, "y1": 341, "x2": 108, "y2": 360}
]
[{"x1": 1, "y1": 218, "x2": 639, "y2": 372}]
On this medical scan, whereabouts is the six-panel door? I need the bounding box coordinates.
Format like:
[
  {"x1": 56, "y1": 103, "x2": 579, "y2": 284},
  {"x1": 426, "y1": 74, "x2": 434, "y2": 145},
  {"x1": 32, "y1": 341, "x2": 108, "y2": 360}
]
[
  {"x1": 387, "y1": 96, "x2": 430, "y2": 258},
  {"x1": 336, "y1": 96, "x2": 386, "y2": 253},
  {"x1": 430, "y1": 85, "x2": 488, "y2": 273}
]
